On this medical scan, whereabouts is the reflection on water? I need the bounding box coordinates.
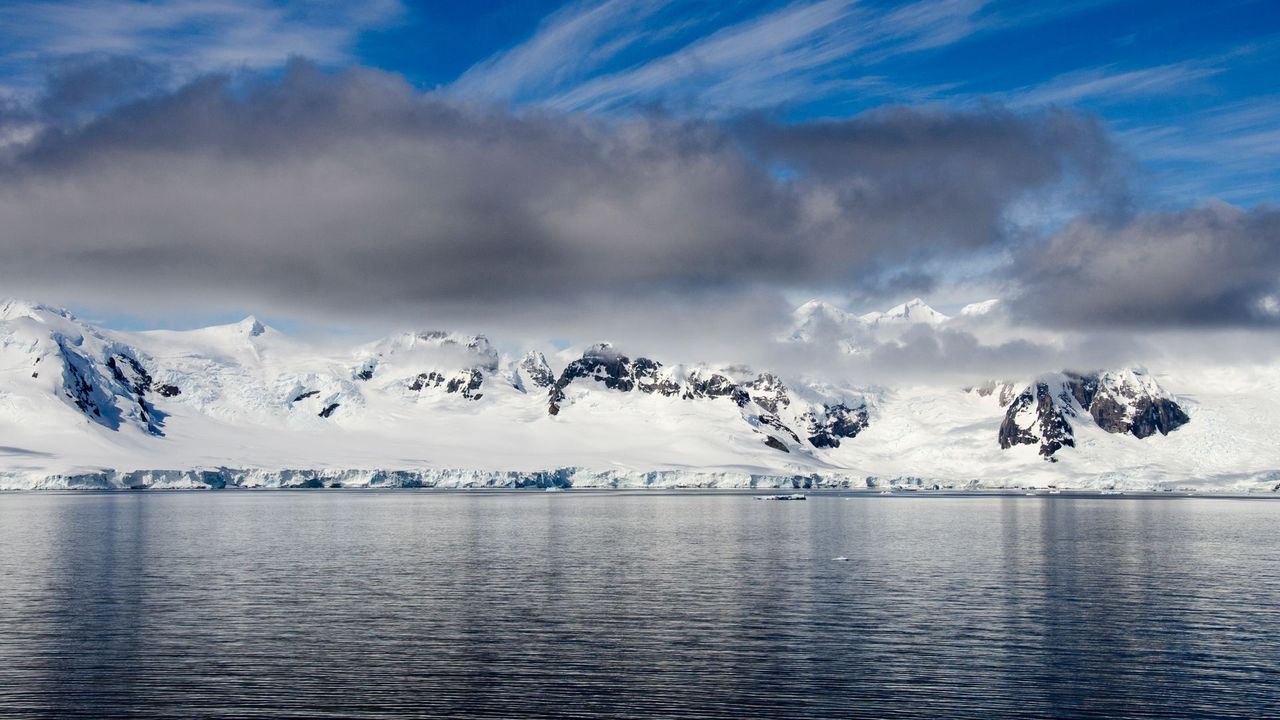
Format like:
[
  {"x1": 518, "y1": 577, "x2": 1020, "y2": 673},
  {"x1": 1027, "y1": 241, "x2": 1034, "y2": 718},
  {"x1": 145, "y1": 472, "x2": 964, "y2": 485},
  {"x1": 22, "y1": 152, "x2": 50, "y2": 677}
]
[{"x1": 0, "y1": 491, "x2": 1277, "y2": 718}]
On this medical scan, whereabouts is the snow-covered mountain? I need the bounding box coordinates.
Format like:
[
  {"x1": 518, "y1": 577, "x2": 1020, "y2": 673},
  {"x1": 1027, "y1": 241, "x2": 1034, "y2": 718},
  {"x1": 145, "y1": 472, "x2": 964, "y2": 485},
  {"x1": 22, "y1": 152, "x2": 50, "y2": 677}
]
[
  {"x1": 997, "y1": 370, "x2": 1190, "y2": 460},
  {"x1": 0, "y1": 298, "x2": 1276, "y2": 491},
  {"x1": 791, "y1": 297, "x2": 951, "y2": 339},
  {"x1": 860, "y1": 297, "x2": 951, "y2": 327}
]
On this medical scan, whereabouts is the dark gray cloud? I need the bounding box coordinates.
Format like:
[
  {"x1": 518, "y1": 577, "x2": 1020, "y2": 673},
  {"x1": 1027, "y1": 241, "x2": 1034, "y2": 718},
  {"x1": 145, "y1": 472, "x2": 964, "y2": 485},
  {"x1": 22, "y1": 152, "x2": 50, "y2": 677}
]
[
  {"x1": 38, "y1": 53, "x2": 170, "y2": 122},
  {"x1": 1010, "y1": 202, "x2": 1280, "y2": 327},
  {"x1": 743, "y1": 105, "x2": 1127, "y2": 260},
  {"x1": 0, "y1": 61, "x2": 1121, "y2": 331}
]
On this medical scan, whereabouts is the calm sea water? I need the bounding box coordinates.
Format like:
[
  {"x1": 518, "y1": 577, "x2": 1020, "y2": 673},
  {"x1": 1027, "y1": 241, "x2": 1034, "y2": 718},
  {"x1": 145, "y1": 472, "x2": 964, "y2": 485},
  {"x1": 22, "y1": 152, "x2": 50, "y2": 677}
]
[{"x1": 0, "y1": 491, "x2": 1277, "y2": 719}]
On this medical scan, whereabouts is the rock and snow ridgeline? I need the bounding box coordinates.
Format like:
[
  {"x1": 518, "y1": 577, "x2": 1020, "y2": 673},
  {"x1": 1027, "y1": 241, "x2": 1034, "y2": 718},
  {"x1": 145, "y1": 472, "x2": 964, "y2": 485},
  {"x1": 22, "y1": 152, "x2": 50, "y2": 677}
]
[
  {"x1": 997, "y1": 370, "x2": 1190, "y2": 460},
  {"x1": 0, "y1": 297, "x2": 1273, "y2": 491}
]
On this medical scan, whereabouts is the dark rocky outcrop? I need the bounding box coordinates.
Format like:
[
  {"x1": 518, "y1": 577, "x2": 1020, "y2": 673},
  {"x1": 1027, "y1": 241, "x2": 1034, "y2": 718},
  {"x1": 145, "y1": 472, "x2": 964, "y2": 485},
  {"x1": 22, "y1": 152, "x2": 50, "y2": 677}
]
[
  {"x1": 1125, "y1": 398, "x2": 1191, "y2": 439},
  {"x1": 409, "y1": 371, "x2": 445, "y2": 391},
  {"x1": 319, "y1": 402, "x2": 340, "y2": 418},
  {"x1": 763, "y1": 436, "x2": 790, "y2": 452},
  {"x1": 152, "y1": 382, "x2": 181, "y2": 397},
  {"x1": 755, "y1": 412, "x2": 802, "y2": 444},
  {"x1": 684, "y1": 369, "x2": 741, "y2": 402},
  {"x1": 54, "y1": 338, "x2": 166, "y2": 436},
  {"x1": 548, "y1": 344, "x2": 667, "y2": 413},
  {"x1": 999, "y1": 370, "x2": 1189, "y2": 460},
  {"x1": 998, "y1": 383, "x2": 1074, "y2": 459},
  {"x1": 1066, "y1": 370, "x2": 1189, "y2": 438},
  {"x1": 801, "y1": 403, "x2": 870, "y2": 449},
  {"x1": 633, "y1": 357, "x2": 681, "y2": 396},
  {"x1": 410, "y1": 369, "x2": 485, "y2": 400},
  {"x1": 744, "y1": 373, "x2": 789, "y2": 414},
  {"x1": 445, "y1": 369, "x2": 484, "y2": 400},
  {"x1": 547, "y1": 344, "x2": 869, "y2": 451},
  {"x1": 106, "y1": 353, "x2": 165, "y2": 435},
  {"x1": 518, "y1": 351, "x2": 555, "y2": 389}
]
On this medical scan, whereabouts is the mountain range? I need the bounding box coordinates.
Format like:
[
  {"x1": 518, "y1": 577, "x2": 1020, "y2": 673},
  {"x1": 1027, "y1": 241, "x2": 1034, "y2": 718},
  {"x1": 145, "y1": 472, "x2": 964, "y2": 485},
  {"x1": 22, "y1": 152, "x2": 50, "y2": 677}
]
[{"x1": 1, "y1": 297, "x2": 1275, "y2": 491}]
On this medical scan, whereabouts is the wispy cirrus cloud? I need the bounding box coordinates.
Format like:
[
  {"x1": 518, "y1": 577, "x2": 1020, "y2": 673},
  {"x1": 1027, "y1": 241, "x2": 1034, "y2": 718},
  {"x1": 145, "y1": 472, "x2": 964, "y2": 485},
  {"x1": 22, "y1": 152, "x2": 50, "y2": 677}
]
[
  {"x1": 449, "y1": 0, "x2": 679, "y2": 103},
  {"x1": 1116, "y1": 96, "x2": 1280, "y2": 204},
  {"x1": 1004, "y1": 61, "x2": 1224, "y2": 108},
  {"x1": 449, "y1": 0, "x2": 1031, "y2": 116},
  {"x1": 0, "y1": 0, "x2": 403, "y2": 97}
]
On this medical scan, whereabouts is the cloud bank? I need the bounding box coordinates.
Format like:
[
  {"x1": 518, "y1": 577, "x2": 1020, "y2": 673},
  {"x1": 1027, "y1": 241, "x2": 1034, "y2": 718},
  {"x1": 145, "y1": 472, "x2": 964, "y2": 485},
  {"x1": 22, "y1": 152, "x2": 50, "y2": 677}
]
[
  {"x1": 1011, "y1": 202, "x2": 1280, "y2": 327},
  {"x1": 0, "y1": 59, "x2": 1275, "y2": 383},
  {"x1": 0, "y1": 62, "x2": 1115, "y2": 325}
]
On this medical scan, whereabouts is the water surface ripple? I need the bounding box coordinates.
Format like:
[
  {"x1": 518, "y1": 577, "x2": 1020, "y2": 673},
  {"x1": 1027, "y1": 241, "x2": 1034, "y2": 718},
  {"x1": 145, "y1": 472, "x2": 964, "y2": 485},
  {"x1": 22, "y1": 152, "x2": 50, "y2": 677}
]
[{"x1": 0, "y1": 491, "x2": 1277, "y2": 718}]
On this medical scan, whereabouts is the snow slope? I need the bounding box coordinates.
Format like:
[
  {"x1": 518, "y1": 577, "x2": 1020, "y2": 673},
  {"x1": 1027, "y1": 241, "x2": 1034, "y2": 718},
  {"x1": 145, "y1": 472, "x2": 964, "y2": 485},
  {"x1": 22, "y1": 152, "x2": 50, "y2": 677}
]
[{"x1": 0, "y1": 298, "x2": 1276, "y2": 491}]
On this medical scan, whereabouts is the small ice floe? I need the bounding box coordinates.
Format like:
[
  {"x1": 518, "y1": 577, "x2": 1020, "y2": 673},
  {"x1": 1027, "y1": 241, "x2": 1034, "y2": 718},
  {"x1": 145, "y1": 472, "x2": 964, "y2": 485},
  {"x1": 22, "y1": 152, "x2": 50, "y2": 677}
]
[
  {"x1": 755, "y1": 493, "x2": 806, "y2": 501},
  {"x1": 545, "y1": 486, "x2": 564, "y2": 492},
  {"x1": 832, "y1": 556, "x2": 851, "y2": 562}
]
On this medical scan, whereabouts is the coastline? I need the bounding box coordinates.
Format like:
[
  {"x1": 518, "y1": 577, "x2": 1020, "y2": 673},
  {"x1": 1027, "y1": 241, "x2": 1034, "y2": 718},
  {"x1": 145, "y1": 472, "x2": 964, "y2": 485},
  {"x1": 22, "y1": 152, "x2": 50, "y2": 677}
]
[{"x1": 2, "y1": 465, "x2": 1277, "y2": 494}]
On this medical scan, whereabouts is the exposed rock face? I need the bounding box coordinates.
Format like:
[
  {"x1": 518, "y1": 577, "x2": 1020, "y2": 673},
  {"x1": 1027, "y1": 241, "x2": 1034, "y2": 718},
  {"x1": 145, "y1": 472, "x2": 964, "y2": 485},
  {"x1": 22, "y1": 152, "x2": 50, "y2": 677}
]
[
  {"x1": 152, "y1": 382, "x2": 181, "y2": 397},
  {"x1": 998, "y1": 382, "x2": 1075, "y2": 459},
  {"x1": 763, "y1": 436, "x2": 790, "y2": 452},
  {"x1": 633, "y1": 357, "x2": 681, "y2": 396},
  {"x1": 106, "y1": 353, "x2": 165, "y2": 435},
  {"x1": 743, "y1": 373, "x2": 789, "y2": 414},
  {"x1": 445, "y1": 369, "x2": 484, "y2": 400},
  {"x1": 409, "y1": 369, "x2": 484, "y2": 400},
  {"x1": 1066, "y1": 370, "x2": 1190, "y2": 439},
  {"x1": 358, "y1": 330, "x2": 498, "y2": 400},
  {"x1": 548, "y1": 344, "x2": 680, "y2": 413},
  {"x1": 548, "y1": 344, "x2": 868, "y2": 451},
  {"x1": 684, "y1": 369, "x2": 742, "y2": 402},
  {"x1": 801, "y1": 403, "x2": 870, "y2": 448},
  {"x1": 353, "y1": 362, "x2": 375, "y2": 381},
  {"x1": 408, "y1": 371, "x2": 445, "y2": 391},
  {"x1": 376, "y1": 332, "x2": 499, "y2": 401},
  {"x1": 999, "y1": 369, "x2": 1188, "y2": 459},
  {"x1": 518, "y1": 351, "x2": 555, "y2": 389},
  {"x1": 53, "y1": 337, "x2": 166, "y2": 436},
  {"x1": 752, "y1": 412, "x2": 802, "y2": 445}
]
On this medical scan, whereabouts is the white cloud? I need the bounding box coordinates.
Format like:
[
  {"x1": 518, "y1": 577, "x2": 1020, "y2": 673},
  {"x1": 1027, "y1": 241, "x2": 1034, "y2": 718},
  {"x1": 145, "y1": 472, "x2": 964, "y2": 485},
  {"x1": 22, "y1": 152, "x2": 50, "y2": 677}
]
[
  {"x1": 0, "y1": 0, "x2": 403, "y2": 95},
  {"x1": 450, "y1": 0, "x2": 1016, "y2": 116}
]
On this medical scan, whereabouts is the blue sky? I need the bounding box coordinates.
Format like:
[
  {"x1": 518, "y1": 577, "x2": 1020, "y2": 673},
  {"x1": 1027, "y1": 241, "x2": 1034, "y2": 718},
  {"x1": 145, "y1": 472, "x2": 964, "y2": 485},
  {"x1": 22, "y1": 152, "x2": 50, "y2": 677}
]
[
  {"x1": 0, "y1": 0, "x2": 1277, "y2": 334},
  {"x1": 1, "y1": 0, "x2": 1275, "y2": 205}
]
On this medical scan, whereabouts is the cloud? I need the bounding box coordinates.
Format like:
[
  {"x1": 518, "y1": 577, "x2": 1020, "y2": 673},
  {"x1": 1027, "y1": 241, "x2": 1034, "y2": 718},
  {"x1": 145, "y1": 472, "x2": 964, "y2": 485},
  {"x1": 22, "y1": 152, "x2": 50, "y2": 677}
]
[
  {"x1": 451, "y1": 0, "x2": 1024, "y2": 116},
  {"x1": 1009, "y1": 201, "x2": 1280, "y2": 327},
  {"x1": 449, "y1": 0, "x2": 676, "y2": 103},
  {"x1": 741, "y1": 105, "x2": 1123, "y2": 259},
  {"x1": 0, "y1": 0, "x2": 402, "y2": 96},
  {"x1": 1116, "y1": 96, "x2": 1280, "y2": 205},
  {"x1": 37, "y1": 53, "x2": 171, "y2": 122},
  {"x1": 0, "y1": 62, "x2": 1119, "y2": 338},
  {"x1": 1006, "y1": 61, "x2": 1223, "y2": 108}
]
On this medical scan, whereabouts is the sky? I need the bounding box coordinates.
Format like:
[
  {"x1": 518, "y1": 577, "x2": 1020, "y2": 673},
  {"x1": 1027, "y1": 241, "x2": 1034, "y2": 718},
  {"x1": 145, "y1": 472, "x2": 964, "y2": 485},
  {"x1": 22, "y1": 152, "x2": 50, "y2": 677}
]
[{"x1": 0, "y1": 0, "x2": 1276, "y2": 371}]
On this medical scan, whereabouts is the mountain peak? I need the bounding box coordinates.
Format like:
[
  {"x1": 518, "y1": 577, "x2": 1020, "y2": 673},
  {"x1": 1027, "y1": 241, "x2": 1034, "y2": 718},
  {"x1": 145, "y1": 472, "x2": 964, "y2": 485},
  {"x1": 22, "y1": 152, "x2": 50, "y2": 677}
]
[
  {"x1": 0, "y1": 298, "x2": 75, "y2": 323},
  {"x1": 796, "y1": 299, "x2": 842, "y2": 315},
  {"x1": 863, "y1": 298, "x2": 949, "y2": 326},
  {"x1": 238, "y1": 316, "x2": 267, "y2": 337}
]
